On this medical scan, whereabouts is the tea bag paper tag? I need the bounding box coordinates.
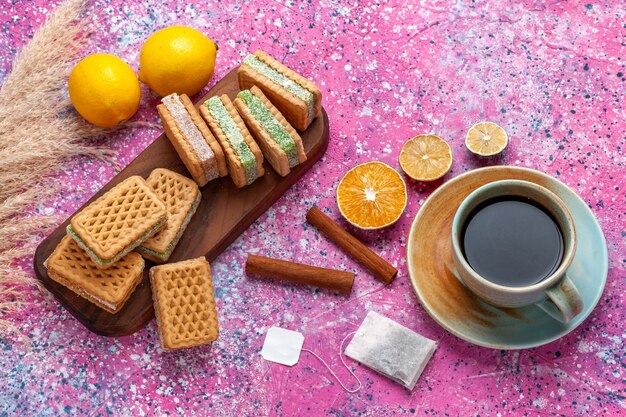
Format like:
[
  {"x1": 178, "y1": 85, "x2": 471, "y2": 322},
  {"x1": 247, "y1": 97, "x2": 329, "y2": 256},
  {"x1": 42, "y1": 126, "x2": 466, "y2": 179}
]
[
  {"x1": 261, "y1": 326, "x2": 362, "y2": 393},
  {"x1": 345, "y1": 311, "x2": 437, "y2": 390},
  {"x1": 261, "y1": 326, "x2": 304, "y2": 366}
]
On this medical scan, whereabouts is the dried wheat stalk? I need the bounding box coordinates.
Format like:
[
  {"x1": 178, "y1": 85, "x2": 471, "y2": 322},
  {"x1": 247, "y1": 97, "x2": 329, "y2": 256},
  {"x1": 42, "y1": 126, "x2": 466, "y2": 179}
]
[{"x1": 0, "y1": 0, "x2": 131, "y2": 332}]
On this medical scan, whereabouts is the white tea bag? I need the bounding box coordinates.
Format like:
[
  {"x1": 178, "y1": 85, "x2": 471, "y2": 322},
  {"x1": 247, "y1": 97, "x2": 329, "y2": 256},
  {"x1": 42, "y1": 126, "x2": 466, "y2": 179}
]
[
  {"x1": 260, "y1": 326, "x2": 362, "y2": 392},
  {"x1": 261, "y1": 326, "x2": 304, "y2": 366},
  {"x1": 345, "y1": 311, "x2": 436, "y2": 390}
]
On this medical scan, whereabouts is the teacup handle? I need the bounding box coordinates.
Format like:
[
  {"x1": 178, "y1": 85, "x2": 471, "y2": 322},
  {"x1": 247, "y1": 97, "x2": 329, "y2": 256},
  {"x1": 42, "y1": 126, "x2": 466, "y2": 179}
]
[{"x1": 538, "y1": 275, "x2": 584, "y2": 324}]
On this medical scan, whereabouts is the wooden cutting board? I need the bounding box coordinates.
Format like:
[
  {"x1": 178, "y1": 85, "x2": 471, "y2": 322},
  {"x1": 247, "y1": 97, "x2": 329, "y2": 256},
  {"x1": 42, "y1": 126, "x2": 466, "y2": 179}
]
[{"x1": 33, "y1": 68, "x2": 329, "y2": 336}]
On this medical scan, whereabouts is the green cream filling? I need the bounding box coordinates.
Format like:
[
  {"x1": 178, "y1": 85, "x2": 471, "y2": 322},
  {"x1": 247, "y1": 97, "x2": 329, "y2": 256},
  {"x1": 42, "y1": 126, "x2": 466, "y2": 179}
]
[
  {"x1": 237, "y1": 90, "x2": 298, "y2": 168},
  {"x1": 136, "y1": 193, "x2": 201, "y2": 262},
  {"x1": 205, "y1": 96, "x2": 258, "y2": 184},
  {"x1": 67, "y1": 217, "x2": 166, "y2": 266},
  {"x1": 243, "y1": 55, "x2": 315, "y2": 121}
]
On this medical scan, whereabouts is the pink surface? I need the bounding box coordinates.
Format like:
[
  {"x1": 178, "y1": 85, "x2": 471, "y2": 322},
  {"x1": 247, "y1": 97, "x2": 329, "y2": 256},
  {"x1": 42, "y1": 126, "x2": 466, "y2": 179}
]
[{"x1": 1, "y1": 0, "x2": 625, "y2": 416}]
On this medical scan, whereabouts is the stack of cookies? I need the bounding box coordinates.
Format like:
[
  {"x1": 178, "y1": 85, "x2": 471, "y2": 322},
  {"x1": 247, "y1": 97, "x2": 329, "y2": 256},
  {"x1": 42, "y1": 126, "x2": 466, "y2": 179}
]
[
  {"x1": 48, "y1": 175, "x2": 167, "y2": 314},
  {"x1": 45, "y1": 170, "x2": 220, "y2": 350},
  {"x1": 159, "y1": 49, "x2": 321, "y2": 188}
]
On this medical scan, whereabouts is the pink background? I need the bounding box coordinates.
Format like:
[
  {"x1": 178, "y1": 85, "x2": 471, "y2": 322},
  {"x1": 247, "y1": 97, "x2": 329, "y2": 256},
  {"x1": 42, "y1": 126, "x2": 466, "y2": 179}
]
[{"x1": 1, "y1": 0, "x2": 625, "y2": 415}]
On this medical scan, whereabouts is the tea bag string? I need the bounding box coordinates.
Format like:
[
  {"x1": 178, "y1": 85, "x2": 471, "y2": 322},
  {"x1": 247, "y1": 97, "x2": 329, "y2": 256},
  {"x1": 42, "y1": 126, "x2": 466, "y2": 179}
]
[{"x1": 301, "y1": 331, "x2": 362, "y2": 393}]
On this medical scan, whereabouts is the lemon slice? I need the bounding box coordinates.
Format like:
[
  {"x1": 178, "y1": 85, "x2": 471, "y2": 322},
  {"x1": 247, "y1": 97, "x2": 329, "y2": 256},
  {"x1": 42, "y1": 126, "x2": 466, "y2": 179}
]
[
  {"x1": 336, "y1": 161, "x2": 407, "y2": 229},
  {"x1": 399, "y1": 134, "x2": 453, "y2": 181},
  {"x1": 465, "y1": 122, "x2": 508, "y2": 156}
]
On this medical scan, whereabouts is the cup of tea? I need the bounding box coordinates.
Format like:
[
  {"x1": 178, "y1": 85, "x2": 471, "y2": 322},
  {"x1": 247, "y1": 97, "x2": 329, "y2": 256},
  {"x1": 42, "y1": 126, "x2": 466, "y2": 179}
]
[{"x1": 451, "y1": 179, "x2": 583, "y2": 324}]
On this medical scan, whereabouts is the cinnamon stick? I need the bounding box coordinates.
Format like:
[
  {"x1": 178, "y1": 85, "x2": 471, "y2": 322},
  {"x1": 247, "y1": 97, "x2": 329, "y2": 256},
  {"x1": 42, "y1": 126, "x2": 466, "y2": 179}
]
[
  {"x1": 306, "y1": 206, "x2": 398, "y2": 284},
  {"x1": 246, "y1": 254, "x2": 354, "y2": 294}
]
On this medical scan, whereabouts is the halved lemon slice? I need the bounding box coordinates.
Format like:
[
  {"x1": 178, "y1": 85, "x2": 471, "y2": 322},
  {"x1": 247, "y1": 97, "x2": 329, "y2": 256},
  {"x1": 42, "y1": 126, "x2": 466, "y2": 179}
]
[
  {"x1": 399, "y1": 134, "x2": 452, "y2": 181},
  {"x1": 336, "y1": 161, "x2": 407, "y2": 229},
  {"x1": 465, "y1": 122, "x2": 508, "y2": 156}
]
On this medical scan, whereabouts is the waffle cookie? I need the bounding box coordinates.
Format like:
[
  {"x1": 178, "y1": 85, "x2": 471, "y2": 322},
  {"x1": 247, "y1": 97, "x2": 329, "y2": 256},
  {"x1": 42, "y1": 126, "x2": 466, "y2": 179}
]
[
  {"x1": 136, "y1": 169, "x2": 201, "y2": 263},
  {"x1": 238, "y1": 50, "x2": 322, "y2": 131},
  {"x1": 235, "y1": 86, "x2": 307, "y2": 177},
  {"x1": 150, "y1": 257, "x2": 219, "y2": 350},
  {"x1": 200, "y1": 95, "x2": 265, "y2": 188},
  {"x1": 158, "y1": 93, "x2": 228, "y2": 187},
  {"x1": 46, "y1": 236, "x2": 145, "y2": 314},
  {"x1": 67, "y1": 176, "x2": 167, "y2": 269}
]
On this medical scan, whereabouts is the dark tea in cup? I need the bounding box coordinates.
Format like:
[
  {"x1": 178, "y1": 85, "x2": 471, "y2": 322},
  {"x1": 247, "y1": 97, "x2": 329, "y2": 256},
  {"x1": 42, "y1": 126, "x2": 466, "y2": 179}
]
[
  {"x1": 461, "y1": 196, "x2": 564, "y2": 287},
  {"x1": 451, "y1": 179, "x2": 583, "y2": 323}
]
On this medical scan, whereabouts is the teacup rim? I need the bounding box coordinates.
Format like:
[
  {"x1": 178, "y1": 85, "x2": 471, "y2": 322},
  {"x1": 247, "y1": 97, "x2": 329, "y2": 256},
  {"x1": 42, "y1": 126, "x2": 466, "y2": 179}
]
[{"x1": 451, "y1": 179, "x2": 577, "y2": 294}]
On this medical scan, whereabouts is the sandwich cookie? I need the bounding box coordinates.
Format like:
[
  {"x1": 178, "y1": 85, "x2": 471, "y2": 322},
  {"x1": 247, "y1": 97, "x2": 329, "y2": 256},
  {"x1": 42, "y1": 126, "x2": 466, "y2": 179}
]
[
  {"x1": 46, "y1": 236, "x2": 145, "y2": 314},
  {"x1": 200, "y1": 95, "x2": 264, "y2": 188},
  {"x1": 158, "y1": 93, "x2": 227, "y2": 187},
  {"x1": 235, "y1": 86, "x2": 307, "y2": 177},
  {"x1": 150, "y1": 257, "x2": 219, "y2": 350},
  {"x1": 67, "y1": 176, "x2": 167, "y2": 269},
  {"x1": 238, "y1": 50, "x2": 322, "y2": 131},
  {"x1": 136, "y1": 169, "x2": 201, "y2": 263}
]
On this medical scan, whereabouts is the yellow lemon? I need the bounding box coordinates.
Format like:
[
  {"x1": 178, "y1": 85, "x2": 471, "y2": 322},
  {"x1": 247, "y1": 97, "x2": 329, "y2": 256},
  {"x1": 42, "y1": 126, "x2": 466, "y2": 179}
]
[
  {"x1": 68, "y1": 53, "x2": 140, "y2": 127},
  {"x1": 139, "y1": 26, "x2": 218, "y2": 97}
]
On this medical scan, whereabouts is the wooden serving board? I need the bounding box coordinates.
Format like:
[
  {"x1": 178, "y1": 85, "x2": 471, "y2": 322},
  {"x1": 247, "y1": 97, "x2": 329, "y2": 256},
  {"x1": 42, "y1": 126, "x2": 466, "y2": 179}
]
[{"x1": 34, "y1": 68, "x2": 329, "y2": 336}]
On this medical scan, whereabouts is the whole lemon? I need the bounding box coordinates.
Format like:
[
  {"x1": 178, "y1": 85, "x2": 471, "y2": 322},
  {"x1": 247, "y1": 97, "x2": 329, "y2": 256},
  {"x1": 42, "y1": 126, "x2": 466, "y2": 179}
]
[
  {"x1": 68, "y1": 53, "x2": 141, "y2": 127},
  {"x1": 139, "y1": 26, "x2": 218, "y2": 97}
]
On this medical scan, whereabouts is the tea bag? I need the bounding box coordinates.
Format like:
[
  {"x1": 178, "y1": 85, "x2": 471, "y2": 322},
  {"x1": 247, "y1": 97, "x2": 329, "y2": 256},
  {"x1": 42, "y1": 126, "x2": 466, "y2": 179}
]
[
  {"x1": 260, "y1": 326, "x2": 362, "y2": 392},
  {"x1": 345, "y1": 311, "x2": 436, "y2": 390}
]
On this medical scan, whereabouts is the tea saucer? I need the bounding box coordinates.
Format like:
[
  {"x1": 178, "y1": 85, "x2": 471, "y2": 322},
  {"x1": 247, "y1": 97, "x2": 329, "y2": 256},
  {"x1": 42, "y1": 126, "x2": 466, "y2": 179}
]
[{"x1": 406, "y1": 166, "x2": 608, "y2": 349}]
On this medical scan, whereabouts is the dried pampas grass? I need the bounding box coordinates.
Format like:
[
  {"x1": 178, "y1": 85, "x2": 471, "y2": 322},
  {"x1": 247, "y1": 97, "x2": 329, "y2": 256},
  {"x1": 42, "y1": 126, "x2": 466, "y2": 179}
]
[{"x1": 0, "y1": 0, "x2": 129, "y2": 331}]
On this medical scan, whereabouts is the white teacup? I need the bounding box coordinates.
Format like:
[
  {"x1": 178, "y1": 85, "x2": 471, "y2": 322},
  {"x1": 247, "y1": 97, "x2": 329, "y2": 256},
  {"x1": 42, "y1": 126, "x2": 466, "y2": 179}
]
[{"x1": 451, "y1": 180, "x2": 583, "y2": 324}]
